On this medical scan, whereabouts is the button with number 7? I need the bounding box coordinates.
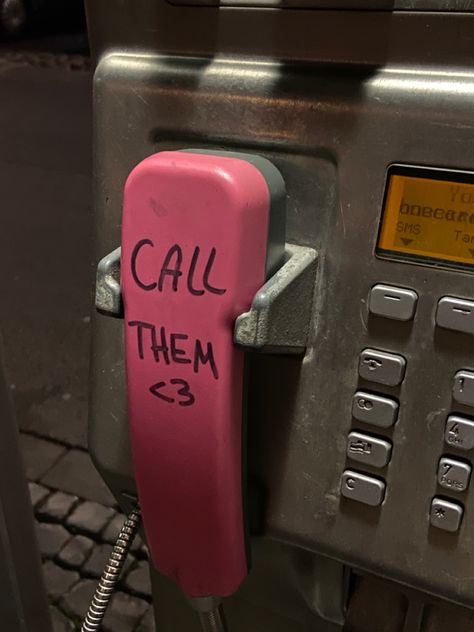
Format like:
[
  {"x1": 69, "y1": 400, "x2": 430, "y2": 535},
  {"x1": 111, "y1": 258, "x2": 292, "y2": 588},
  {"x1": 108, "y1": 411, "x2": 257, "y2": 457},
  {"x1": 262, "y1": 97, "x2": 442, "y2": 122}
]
[{"x1": 438, "y1": 457, "x2": 472, "y2": 493}]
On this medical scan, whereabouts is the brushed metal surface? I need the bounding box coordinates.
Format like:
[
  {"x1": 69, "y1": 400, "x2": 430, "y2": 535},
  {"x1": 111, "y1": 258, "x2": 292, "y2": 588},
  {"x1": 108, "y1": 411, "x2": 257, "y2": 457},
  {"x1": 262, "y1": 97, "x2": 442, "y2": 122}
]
[
  {"x1": 84, "y1": 2, "x2": 474, "y2": 68},
  {"x1": 89, "y1": 30, "x2": 474, "y2": 612}
]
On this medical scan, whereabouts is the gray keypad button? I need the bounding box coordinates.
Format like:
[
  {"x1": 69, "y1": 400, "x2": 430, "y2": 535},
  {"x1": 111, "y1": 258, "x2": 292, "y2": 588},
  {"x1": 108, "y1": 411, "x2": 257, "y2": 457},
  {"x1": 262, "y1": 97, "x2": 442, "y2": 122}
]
[
  {"x1": 359, "y1": 349, "x2": 406, "y2": 386},
  {"x1": 438, "y1": 457, "x2": 471, "y2": 493},
  {"x1": 436, "y1": 296, "x2": 474, "y2": 335},
  {"x1": 445, "y1": 415, "x2": 474, "y2": 451},
  {"x1": 341, "y1": 470, "x2": 385, "y2": 506},
  {"x1": 430, "y1": 498, "x2": 463, "y2": 533},
  {"x1": 352, "y1": 391, "x2": 399, "y2": 428},
  {"x1": 347, "y1": 432, "x2": 392, "y2": 468},
  {"x1": 453, "y1": 370, "x2": 474, "y2": 407},
  {"x1": 369, "y1": 284, "x2": 418, "y2": 321}
]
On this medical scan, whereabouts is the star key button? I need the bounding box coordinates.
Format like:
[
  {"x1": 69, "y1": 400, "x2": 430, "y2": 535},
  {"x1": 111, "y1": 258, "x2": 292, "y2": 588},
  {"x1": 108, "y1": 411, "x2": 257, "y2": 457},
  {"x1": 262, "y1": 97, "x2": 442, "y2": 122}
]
[{"x1": 430, "y1": 498, "x2": 463, "y2": 533}]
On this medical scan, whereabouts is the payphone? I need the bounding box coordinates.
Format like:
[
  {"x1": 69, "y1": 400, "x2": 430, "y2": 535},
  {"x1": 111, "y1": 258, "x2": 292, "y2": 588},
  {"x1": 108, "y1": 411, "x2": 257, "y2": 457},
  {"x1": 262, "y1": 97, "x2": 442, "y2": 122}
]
[{"x1": 86, "y1": 1, "x2": 474, "y2": 630}]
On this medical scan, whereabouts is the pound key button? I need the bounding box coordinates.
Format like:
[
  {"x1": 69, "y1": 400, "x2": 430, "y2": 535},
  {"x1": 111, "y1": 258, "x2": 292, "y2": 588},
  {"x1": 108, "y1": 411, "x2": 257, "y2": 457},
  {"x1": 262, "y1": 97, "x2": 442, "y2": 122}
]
[{"x1": 341, "y1": 470, "x2": 385, "y2": 507}]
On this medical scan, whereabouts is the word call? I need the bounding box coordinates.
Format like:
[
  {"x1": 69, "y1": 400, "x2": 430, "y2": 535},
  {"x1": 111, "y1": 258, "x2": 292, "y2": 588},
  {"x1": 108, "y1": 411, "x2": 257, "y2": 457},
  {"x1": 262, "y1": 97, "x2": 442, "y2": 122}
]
[{"x1": 128, "y1": 239, "x2": 230, "y2": 408}]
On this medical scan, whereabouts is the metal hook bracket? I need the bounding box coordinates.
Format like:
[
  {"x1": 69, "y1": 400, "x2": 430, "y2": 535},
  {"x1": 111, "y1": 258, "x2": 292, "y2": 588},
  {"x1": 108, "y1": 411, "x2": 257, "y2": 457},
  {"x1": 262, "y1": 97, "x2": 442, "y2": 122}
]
[
  {"x1": 95, "y1": 246, "x2": 122, "y2": 317},
  {"x1": 95, "y1": 243, "x2": 318, "y2": 354},
  {"x1": 234, "y1": 244, "x2": 318, "y2": 354}
]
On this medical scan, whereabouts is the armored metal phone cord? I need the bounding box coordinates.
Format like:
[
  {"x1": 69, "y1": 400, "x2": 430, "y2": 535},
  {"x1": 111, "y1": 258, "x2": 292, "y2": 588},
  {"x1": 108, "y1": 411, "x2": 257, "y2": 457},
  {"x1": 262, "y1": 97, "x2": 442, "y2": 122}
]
[
  {"x1": 198, "y1": 606, "x2": 229, "y2": 632},
  {"x1": 81, "y1": 508, "x2": 142, "y2": 632},
  {"x1": 81, "y1": 507, "x2": 228, "y2": 632}
]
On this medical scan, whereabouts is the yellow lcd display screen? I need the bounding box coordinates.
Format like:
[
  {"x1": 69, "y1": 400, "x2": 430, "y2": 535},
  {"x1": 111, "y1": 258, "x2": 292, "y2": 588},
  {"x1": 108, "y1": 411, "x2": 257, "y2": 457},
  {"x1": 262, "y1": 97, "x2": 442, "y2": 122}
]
[{"x1": 377, "y1": 166, "x2": 474, "y2": 271}]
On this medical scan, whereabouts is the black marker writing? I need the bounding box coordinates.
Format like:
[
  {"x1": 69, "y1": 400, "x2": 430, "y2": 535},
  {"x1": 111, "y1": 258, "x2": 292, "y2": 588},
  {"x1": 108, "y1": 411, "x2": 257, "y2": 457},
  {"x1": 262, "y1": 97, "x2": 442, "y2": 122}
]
[
  {"x1": 128, "y1": 320, "x2": 153, "y2": 359},
  {"x1": 131, "y1": 239, "x2": 156, "y2": 291},
  {"x1": 151, "y1": 325, "x2": 170, "y2": 365},
  {"x1": 149, "y1": 381, "x2": 174, "y2": 403},
  {"x1": 170, "y1": 333, "x2": 191, "y2": 364},
  {"x1": 128, "y1": 320, "x2": 219, "y2": 380},
  {"x1": 149, "y1": 378, "x2": 195, "y2": 407},
  {"x1": 203, "y1": 247, "x2": 226, "y2": 295},
  {"x1": 130, "y1": 241, "x2": 227, "y2": 296},
  {"x1": 187, "y1": 247, "x2": 205, "y2": 296},
  {"x1": 194, "y1": 340, "x2": 219, "y2": 380},
  {"x1": 158, "y1": 244, "x2": 183, "y2": 292}
]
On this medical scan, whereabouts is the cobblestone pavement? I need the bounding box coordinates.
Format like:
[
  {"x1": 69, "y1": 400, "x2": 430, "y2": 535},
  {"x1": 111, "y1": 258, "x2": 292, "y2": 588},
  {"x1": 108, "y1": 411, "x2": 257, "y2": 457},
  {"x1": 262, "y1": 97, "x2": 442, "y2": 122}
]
[
  {"x1": 0, "y1": 49, "x2": 156, "y2": 631},
  {"x1": 27, "y1": 448, "x2": 155, "y2": 631}
]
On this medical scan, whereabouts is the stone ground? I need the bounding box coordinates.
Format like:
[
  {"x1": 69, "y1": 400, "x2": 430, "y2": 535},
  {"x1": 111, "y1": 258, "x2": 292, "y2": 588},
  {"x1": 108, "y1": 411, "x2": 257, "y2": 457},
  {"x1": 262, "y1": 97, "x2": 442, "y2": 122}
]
[{"x1": 0, "y1": 37, "x2": 156, "y2": 631}]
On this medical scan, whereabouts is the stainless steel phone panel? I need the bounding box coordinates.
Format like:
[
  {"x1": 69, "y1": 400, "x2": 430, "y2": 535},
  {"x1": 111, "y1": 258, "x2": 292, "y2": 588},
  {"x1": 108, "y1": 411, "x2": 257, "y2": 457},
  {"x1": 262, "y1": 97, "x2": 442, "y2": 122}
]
[{"x1": 90, "y1": 52, "x2": 474, "y2": 608}]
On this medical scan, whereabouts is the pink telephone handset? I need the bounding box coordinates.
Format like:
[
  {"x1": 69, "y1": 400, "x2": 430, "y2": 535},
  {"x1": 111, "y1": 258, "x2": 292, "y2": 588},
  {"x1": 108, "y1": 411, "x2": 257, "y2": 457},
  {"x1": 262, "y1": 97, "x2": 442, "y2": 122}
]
[{"x1": 122, "y1": 150, "x2": 285, "y2": 599}]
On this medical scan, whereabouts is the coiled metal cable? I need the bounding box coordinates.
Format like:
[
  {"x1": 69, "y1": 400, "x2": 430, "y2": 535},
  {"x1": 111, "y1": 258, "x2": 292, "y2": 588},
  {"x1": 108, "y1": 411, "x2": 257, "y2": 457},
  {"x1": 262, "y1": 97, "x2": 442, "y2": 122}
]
[
  {"x1": 81, "y1": 508, "x2": 141, "y2": 632},
  {"x1": 198, "y1": 605, "x2": 228, "y2": 632},
  {"x1": 81, "y1": 506, "x2": 229, "y2": 632}
]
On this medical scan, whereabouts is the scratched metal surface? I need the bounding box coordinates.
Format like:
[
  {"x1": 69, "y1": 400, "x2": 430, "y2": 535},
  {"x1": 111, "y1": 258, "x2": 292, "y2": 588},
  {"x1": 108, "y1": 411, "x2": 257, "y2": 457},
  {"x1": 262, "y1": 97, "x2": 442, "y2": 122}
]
[
  {"x1": 166, "y1": 0, "x2": 474, "y2": 9},
  {"x1": 89, "y1": 50, "x2": 474, "y2": 609},
  {"x1": 85, "y1": 4, "x2": 474, "y2": 622},
  {"x1": 85, "y1": 3, "x2": 474, "y2": 69}
]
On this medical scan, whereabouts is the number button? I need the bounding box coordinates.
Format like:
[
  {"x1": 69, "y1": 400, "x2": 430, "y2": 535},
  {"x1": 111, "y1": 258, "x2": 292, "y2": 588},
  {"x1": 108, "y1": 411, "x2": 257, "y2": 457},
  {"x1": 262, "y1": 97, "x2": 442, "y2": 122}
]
[
  {"x1": 445, "y1": 415, "x2": 474, "y2": 451},
  {"x1": 453, "y1": 370, "x2": 474, "y2": 407},
  {"x1": 438, "y1": 457, "x2": 472, "y2": 493}
]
